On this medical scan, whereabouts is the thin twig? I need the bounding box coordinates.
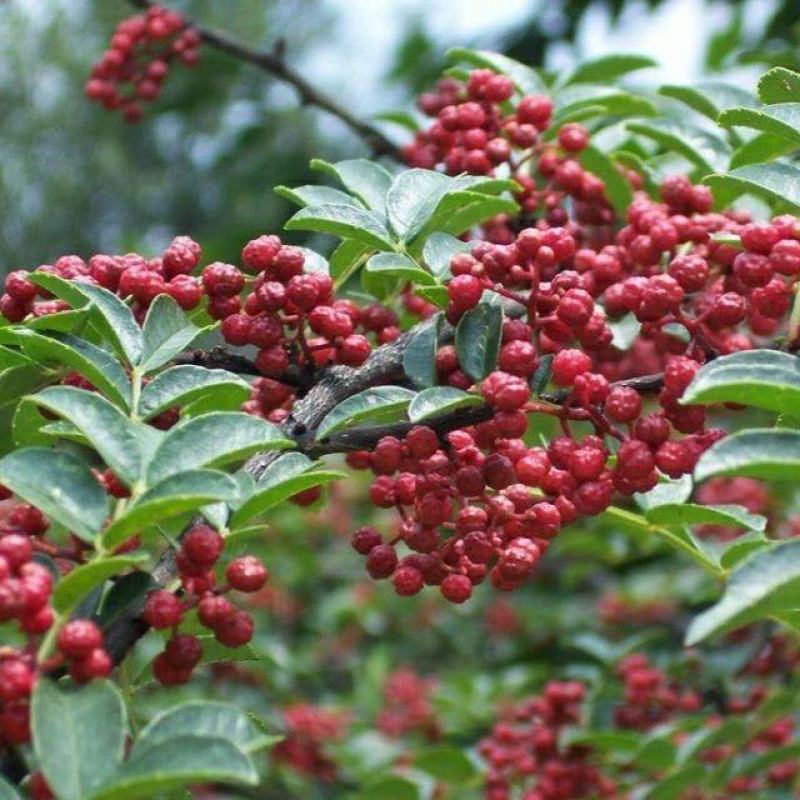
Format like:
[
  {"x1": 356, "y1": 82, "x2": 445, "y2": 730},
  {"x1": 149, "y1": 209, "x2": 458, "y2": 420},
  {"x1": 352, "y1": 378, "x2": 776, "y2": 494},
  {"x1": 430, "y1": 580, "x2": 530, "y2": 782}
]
[{"x1": 125, "y1": 0, "x2": 400, "y2": 158}]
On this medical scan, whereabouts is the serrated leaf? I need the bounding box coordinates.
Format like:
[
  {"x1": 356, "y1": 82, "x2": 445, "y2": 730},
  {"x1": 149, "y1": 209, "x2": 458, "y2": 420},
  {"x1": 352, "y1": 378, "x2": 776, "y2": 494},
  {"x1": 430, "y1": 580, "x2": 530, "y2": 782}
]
[
  {"x1": 53, "y1": 554, "x2": 147, "y2": 614},
  {"x1": 28, "y1": 386, "x2": 143, "y2": 483},
  {"x1": 422, "y1": 233, "x2": 471, "y2": 281},
  {"x1": 455, "y1": 302, "x2": 502, "y2": 381},
  {"x1": 645, "y1": 502, "x2": 766, "y2": 532},
  {"x1": 311, "y1": 158, "x2": 393, "y2": 212},
  {"x1": 565, "y1": 54, "x2": 656, "y2": 85},
  {"x1": 719, "y1": 103, "x2": 800, "y2": 146},
  {"x1": 659, "y1": 81, "x2": 759, "y2": 121},
  {"x1": 0, "y1": 329, "x2": 130, "y2": 409},
  {"x1": 682, "y1": 350, "x2": 800, "y2": 417},
  {"x1": 445, "y1": 47, "x2": 545, "y2": 94},
  {"x1": 140, "y1": 295, "x2": 212, "y2": 373},
  {"x1": 627, "y1": 119, "x2": 730, "y2": 174},
  {"x1": 365, "y1": 253, "x2": 436, "y2": 286},
  {"x1": 275, "y1": 183, "x2": 362, "y2": 208},
  {"x1": 26, "y1": 308, "x2": 89, "y2": 333},
  {"x1": 579, "y1": 144, "x2": 633, "y2": 216},
  {"x1": 103, "y1": 469, "x2": 240, "y2": 548},
  {"x1": 90, "y1": 736, "x2": 257, "y2": 800},
  {"x1": 386, "y1": 169, "x2": 451, "y2": 242},
  {"x1": 33, "y1": 680, "x2": 126, "y2": 800},
  {"x1": 285, "y1": 204, "x2": 394, "y2": 250},
  {"x1": 138, "y1": 366, "x2": 250, "y2": 421},
  {"x1": 415, "y1": 746, "x2": 477, "y2": 783},
  {"x1": 703, "y1": 163, "x2": 800, "y2": 212},
  {"x1": 0, "y1": 448, "x2": 108, "y2": 541},
  {"x1": 685, "y1": 540, "x2": 800, "y2": 645},
  {"x1": 695, "y1": 428, "x2": 800, "y2": 482},
  {"x1": 27, "y1": 271, "x2": 92, "y2": 309},
  {"x1": 403, "y1": 315, "x2": 441, "y2": 389},
  {"x1": 408, "y1": 387, "x2": 483, "y2": 423},
  {"x1": 138, "y1": 701, "x2": 276, "y2": 755},
  {"x1": 758, "y1": 67, "x2": 800, "y2": 104},
  {"x1": 729, "y1": 132, "x2": 797, "y2": 169},
  {"x1": 146, "y1": 412, "x2": 291, "y2": 485},
  {"x1": 315, "y1": 387, "x2": 416, "y2": 441},
  {"x1": 71, "y1": 283, "x2": 143, "y2": 366},
  {"x1": 231, "y1": 456, "x2": 345, "y2": 527},
  {"x1": 330, "y1": 239, "x2": 370, "y2": 284},
  {"x1": 419, "y1": 192, "x2": 518, "y2": 240}
]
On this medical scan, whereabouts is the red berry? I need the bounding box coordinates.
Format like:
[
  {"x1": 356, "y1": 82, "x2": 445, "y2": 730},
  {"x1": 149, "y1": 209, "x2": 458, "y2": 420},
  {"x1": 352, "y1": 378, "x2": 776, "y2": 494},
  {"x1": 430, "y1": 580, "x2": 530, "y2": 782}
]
[
  {"x1": 57, "y1": 620, "x2": 103, "y2": 659},
  {"x1": 226, "y1": 556, "x2": 269, "y2": 593}
]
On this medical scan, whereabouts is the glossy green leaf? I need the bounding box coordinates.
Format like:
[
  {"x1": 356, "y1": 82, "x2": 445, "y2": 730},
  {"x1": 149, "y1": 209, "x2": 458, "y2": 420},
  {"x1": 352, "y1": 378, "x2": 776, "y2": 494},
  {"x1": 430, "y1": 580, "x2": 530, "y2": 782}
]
[
  {"x1": 565, "y1": 53, "x2": 656, "y2": 85},
  {"x1": 658, "y1": 81, "x2": 759, "y2": 121},
  {"x1": 758, "y1": 67, "x2": 800, "y2": 104},
  {"x1": 28, "y1": 386, "x2": 143, "y2": 483},
  {"x1": 719, "y1": 103, "x2": 800, "y2": 146},
  {"x1": 103, "y1": 470, "x2": 240, "y2": 549},
  {"x1": 33, "y1": 679, "x2": 126, "y2": 800},
  {"x1": 636, "y1": 736, "x2": 677, "y2": 771},
  {"x1": 627, "y1": 119, "x2": 730, "y2": 174},
  {"x1": 27, "y1": 309, "x2": 89, "y2": 333},
  {"x1": 232, "y1": 459, "x2": 345, "y2": 526},
  {"x1": 1, "y1": 329, "x2": 130, "y2": 409},
  {"x1": 420, "y1": 192, "x2": 518, "y2": 240},
  {"x1": 719, "y1": 531, "x2": 772, "y2": 569},
  {"x1": 146, "y1": 412, "x2": 292, "y2": 485},
  {"x1": 556, "y1": 84, "x2": 657, "y2": 119},
  {"x1": 686, "y1": 540, "x2": 800, "y2": 645},
  {"x1": 330, "y1": 239, "x2": 370, "y2": 284},
  {"x1": 645, "y1": 764, "x2": 705, "y2": 800},
  {"x1": 422, "y1": 232, "x2": 471, "y2": 281},
  {"x1": 408, "y1": 386, "x2": 483, "y2": 423},
  {"x1": 285, "y1": 204, "x2": 394, "y2": 250},
  {"x1": 455, "y1": 301, "x2": 502, "y2": 381},
  {"x1": 97, "y1": 571, "x2": 157, "y2": 626},
  {"x1": 315, "y1": 387, "x2": 416, "y2": 441},
  {"x1": 683, "y1": 350, "x2": 800, "y2": 416},
  {"x1": 729, "y1": 132, "x2": 797, "y2": 169},
  {"x1": 0, "y1": 448, "x2": 108, "y2": 541},
  {"x1": 365, "y1": 253, "x2": 437, "y2": 286},
  {"x1": 91, "y1": 736, "x2": 258, "y2": 800},
  {"x1": 137, "y1": 701, "x2": 276, "y2": 755},
  {"x1": 71, "y1": 283, "x2": 143, "y2": 366},
  {"x1": 53, "y1": 555, "x2": 147, "y2": 614},
  {"x1": 645, "y1": 502, "x2": 766, "y2": 532},
  {"x1": 415, "y1": 746, "x2": 477, "y2": 783},
  {"x1": 138, "y1": 366, "x2": 250, "y2": 421},
  {"x1": 386, "y1": 169, "x2": 451, "y2": 242},
  {"x1": 27, "y1": 271, "x2": 92, "y2": 309},
  {"x1": 703, "y1": 162, "x2": 800, "y2": 212},
  {"x1": 275, "y1": 183, "x2": 362, "y2": 209},
  {"x1": 311, "y1": 158, "x2": 393, "y2": 212},
  {"x1": 140, "y1": 295, "x2": 212, "y2": 373},
  {"x1": 579, "y1": 144, "x2": 633, "y2": 216},
  {"x1": 403, "y1": 315, "x2": 441, "y2": 389},
  {"x1": 414, "y1": 285, "x2": 449, "y2": 309},
  {"x1": 694, "y1": 428, "x2": 800, "y2": 482}
]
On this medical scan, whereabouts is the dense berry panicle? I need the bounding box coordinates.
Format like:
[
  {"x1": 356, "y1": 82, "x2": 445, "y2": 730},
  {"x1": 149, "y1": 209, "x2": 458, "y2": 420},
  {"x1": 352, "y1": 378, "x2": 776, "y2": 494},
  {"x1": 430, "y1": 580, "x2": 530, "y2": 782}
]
[{"x1": 85, "y1": 5, "x2": 200, "y2": 122}]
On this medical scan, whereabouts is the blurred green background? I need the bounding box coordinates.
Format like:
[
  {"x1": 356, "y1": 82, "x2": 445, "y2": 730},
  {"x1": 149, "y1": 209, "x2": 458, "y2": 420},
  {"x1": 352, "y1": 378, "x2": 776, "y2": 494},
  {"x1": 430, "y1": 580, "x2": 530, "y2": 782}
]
[{"x1": 2, "y1": 0, "x2": 797, "y2": 271}]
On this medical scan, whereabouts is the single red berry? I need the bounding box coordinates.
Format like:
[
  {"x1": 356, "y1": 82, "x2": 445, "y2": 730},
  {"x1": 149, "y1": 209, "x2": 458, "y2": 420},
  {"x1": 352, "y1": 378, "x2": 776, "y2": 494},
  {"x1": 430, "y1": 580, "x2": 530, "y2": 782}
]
[
  {"x1": 226, "y1": 556, "x2": 269, "y2": 593},
  {"x1": 57, "y1": 620, "x2": 103, "y2": 659},
  {"x1": 440, "y1": 574, "x2": 472, "y2": 604},
  {"x1": 142, "y1": 590, "x2": 183, "y2": 629}
]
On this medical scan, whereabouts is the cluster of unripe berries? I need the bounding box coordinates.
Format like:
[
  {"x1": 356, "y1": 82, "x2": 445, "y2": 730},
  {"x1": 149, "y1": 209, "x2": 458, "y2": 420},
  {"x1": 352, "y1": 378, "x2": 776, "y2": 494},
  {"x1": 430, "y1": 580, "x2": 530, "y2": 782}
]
[
  {"x1": 0, "y1": 500, "x2": 112, "y2": 748},
  {"x1": 85, "y1": 5, "x2": 200, "y2": 122},
  {"x1": 142, "y1": 523, "x2": 268, "y2": 686}
]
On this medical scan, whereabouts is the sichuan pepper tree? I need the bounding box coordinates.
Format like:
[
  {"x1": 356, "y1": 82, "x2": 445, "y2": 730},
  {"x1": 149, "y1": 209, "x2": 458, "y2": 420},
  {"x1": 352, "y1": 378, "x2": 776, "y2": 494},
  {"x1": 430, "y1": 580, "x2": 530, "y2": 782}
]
[{"x1": 4, "y1": 3, "x2": 800, "y2": 798}]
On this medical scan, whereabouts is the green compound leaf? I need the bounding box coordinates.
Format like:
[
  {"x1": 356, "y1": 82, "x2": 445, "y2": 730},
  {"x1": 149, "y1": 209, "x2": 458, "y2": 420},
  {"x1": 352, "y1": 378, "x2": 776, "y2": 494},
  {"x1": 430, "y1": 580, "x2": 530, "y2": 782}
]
[
  {"x1": 455, "y1": 301, "x2": 503, "y2": 381},
  {"x1": 407, "y1": 386, "x2": 484, "y2": 423},
  {"x1": 695, "y1": 428, "x2": 800, "y2": 482},
  {"x1": 315, "y1": 387, "x2": 417, "y2": 441}
]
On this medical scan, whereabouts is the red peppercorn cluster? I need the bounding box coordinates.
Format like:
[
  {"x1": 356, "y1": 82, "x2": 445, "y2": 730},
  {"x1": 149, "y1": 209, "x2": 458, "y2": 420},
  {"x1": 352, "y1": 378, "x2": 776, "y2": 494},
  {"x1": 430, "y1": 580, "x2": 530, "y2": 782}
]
[
  {"x1": 478, "y1": 680, "x2": 617, "y2": 800},
  {"x1": 272, "y1": 703, "x2": 350, "y2": 782},
  {"x1": 376, "y1": 668, "x2": 439, "y2": 739},
  {"x1": 85, "y1": 5, "x2": 200, "y2": 123},
  {"x1": 613, "y1": 653, "x2": 701, "y2": 729},
  {"x1": 695, "y1": 477, "x2": 771, "y2": 540},
  {"x1": 597, "y1": 591, "x2": 675, "y2": 627},
  {"x1": 0, "y1": 500, "x2": 111, "y2": 747},
  {"x1": 143, "y1": 524, "x2": 268, "y2": 686}
]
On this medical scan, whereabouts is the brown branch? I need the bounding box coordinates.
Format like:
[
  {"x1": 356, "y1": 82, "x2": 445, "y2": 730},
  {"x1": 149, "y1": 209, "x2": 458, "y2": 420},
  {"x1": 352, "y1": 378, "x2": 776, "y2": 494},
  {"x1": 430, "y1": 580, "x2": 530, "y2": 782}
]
[{"x1": 125, "y1": 0, "x2": 400, "y2": 159}]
